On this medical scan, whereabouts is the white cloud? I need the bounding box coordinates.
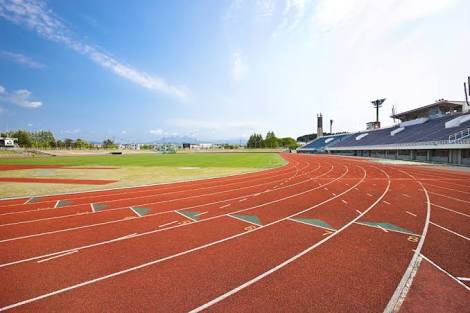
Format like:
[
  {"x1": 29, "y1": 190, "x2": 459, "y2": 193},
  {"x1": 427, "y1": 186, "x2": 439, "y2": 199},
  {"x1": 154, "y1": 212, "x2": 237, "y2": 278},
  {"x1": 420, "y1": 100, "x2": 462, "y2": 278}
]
[
  {"x1": 121, "y1": 130, "x2": 127, "y2": 134},
  {"x1": 0, "y1": 0, "x2": 188, "y2": 99},
  {"x1": 231, "y1": 50, "x2": 248, "y2": 81},
  {"x1": 0, "y1": 85, "x2": 43, "y2": 108},
  {"x1": 1, "y1": 51, "x2": 45, "y2": 69},
  {"x1": 149, "y1": 129, "x2": 164, "y2": 135}
]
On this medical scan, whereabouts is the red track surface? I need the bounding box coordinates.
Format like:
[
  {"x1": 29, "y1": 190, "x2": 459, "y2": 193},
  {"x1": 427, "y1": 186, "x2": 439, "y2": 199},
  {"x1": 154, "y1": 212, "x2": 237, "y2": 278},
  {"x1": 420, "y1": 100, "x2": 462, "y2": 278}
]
[{"x1": 0, "y1": 153, "x2": 468, "y2": 312}]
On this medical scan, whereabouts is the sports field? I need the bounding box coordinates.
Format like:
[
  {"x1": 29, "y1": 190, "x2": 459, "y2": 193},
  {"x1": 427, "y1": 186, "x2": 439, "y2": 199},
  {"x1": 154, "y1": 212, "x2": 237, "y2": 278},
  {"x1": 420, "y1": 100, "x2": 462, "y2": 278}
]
[
  {"x1": 0, "y1": 153, "x2": 467, "y2": 312},
  {"x1": 0, "y1": 153, "x2": 283, "y2": 198}
]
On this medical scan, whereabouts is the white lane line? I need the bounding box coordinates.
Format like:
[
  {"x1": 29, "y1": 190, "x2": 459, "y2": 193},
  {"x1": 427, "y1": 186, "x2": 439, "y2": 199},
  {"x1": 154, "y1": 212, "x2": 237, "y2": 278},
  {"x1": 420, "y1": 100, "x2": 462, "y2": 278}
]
[
  {"x1": 0, "y1": 164, "x2": 334, "y2": 244},
  {"x1": 331, "y1": 193, "x2": 337, "y2": 196},
  {"x1": 286, "y1": 218, "x2": 335, "y2": 232},
  {"x1": 174, "y1": 210, "x2": 197, "y2": 222},
  {"x1": 323, "y1": 188, "x2": 328, "y2": 191},
  {"x1": 366, "y1": 193, "x2": 373, "y2": 197},
  {"x1": 355, "y1": 210, "x2": 362, "y2": 214},
  {"x1": 219, "y1": 204, "x2": 231, "y2": 209},
  {"x1": 239, "y1": 198, "x2": 247, "y2": 202},
  {"x1": 377, "y1": 225, "x2": 388, "y2": 233},
  {"x1": 384, "y1": 170, "x2": 431, "y2": 313},
  {"x1": 195, "y1": 212, "x2": 208, "y2": 217},
  {"x1": 24, "y1": 197, "x2": 35, "y2": 204},
  {"x1": 383, "y1": 201, "x2": 391, "y2": 205},
  {"x1": 402, "y1": 193, "x2": 411, "y2": 198},
  {"x1": 429, "y1": 191, "x2": 470, "y2": 204},
  {"x1": 424, "y1": 182, "x2": 470, "y2": 195},
  {"x1": 341, "y1": 200, "x2": 348, "y2": 205},
  {"x1": 54, "y1": 200, "x2": 60, "y2": 209},
  {"x1": 430, "y1": 221, "x2": 469, "y2": 241},
  {"x1": 37, "y1": 250, "x2": 78, "y2": 264},
  {"x1": 158, "y1": 221, "x2": 178, "y2": 228},
  {"x1": 419, "y1": 254, "x2": 470, "y2": 291},
  {"x1": 190, "y1": 165, "x2": 390, "y2": 313},
  {"x1": 0, "y1": 212, "x2": 91, "y2": 227},
  {"x1": 129, "y1": 207, "x2": 142, "y2": 217},
  {"x1": 90, "y1": 203, "x2": 95, "y2": 213},
  {"x1": 431, "y1": 203, "x2": 470, "y2": 218},
  {"x1": 457, "y1": 277, "x2": 470, "y2": 281},
  {"x1": 355, "y1": 222, "x2": 417, "y2": 236},
  {"x1": 406, "y1": 211, "x2": 416, "y2": 217},
  {"x1": 227, "y1": 214, "x2": 260, "y2": 227},
  {"x1": 0, "y1": 163, "x2": 357, "y2": 310}
]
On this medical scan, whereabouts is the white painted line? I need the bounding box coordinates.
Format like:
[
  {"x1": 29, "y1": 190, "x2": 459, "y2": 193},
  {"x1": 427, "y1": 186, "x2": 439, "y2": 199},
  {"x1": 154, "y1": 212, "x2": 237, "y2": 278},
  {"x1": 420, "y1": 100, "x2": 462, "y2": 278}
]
[
  {"x1": 174, "y1": 210, "x2": 197, "y2": 222},
  {"x1": 0, "y1": 211, "x2": 92, "y2": 227},
  {"x1": 366, "y1": 193, "x2": 373, "y2": 197},
  {"x1": 239, "y1": 198, "x2": 247, "y2": 202},
  {"x1": 406, "y1": 211, "x2": 416, "y2": 217},
  {"x1": 54, "y1": 200, "x2": 60, "y2": 209},
  {"x1": 430, "y1": 221, "x2": 469, "y2": 241},
  {"x1": 129, "y1": 207, "x2": 142, "y2": 217},
  {"x1": 190, "y1": 165, "x2": 390, "y2": 313},
  {"x1": 355, "y1": 210, "x2": 362, "y2": 214},
  {"x1": 287, "y1": 218, "x2": 335, "y2": 232},
  {"x1": 419, "y1": 254, "x2": 469, "y2": 291},
  {"x1": 377, "y1": 225, "x2": 389, "y2": 232},
  {"x1": 341, "y1": 200, "x2": 348, "y2": 205},
  {"x1": 219, "y1": 204, "x2": 231, "y2": 209},
  {"x1": 402, "y1": 193, "x2": 411, "y2": 198},
  {"x1": 323, "y1": 188, "x2": 328, "y2": 191},
  {"x1": 383, "y1": 201, "x2": 391, "y2": 205},
  {"x1": 195, "y1": 212, "x2": 208, "y2": 216},
  {"x1": 0, "y1": 164, "x2": 336, "y2": 244},
  {"x1": 37, "y1": 250, "x2": 78, "y2": 263},
  {"x1": 429, "y1": 191, "x2": 470, "y2": 204},
  {"x1": 158, "y1": 221, "x2": 178, "y2": 228},
  {"x1": 384, "y1": 170, "x2": 431, "y2": 313},
  {"x1": 90, "y1": 203, "x2": 95, "y2": 213},
  {"x1": 331, "y1": 193, "x2": 337, "y2": 196},
  {"x1": 24, "y1": 197, "x2": 34, "y2": 204},
  {"x1": 226, "y1": 214, "x2": 260, "y2": 227},
  {"x1": 457, "y1": 277, "x2": 470, "y2": 281},
  {"x1": 431, "y1": 203, "x2": 470, "y2": 218}
]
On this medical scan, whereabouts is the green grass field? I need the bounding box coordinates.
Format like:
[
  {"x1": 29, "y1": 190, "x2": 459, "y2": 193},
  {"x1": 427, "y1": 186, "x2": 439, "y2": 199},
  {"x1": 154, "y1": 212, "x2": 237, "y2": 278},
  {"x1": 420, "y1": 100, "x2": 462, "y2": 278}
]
[{"x1": 0, "y1": 152, "x2": 284, "y2": 168}]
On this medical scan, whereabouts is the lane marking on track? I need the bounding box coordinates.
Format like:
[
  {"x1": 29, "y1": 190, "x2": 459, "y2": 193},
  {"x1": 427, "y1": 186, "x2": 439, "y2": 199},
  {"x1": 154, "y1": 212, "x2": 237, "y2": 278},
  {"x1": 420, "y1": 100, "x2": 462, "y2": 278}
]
[
  {"x1": 366, "y1": 193, "x2": 373, "y2": 197},
  {"x1": 286, "y1": 218, "x2": 335, "y2": 232},
  {"x1": 402, "y1": 193, "x2": 411, "y2": 198},
  {"x1": 54, "y1": 200, "x2": 60, "y2": 209},
  {"x1": 130, "y1": 207, "x2": 142, "y2": 217},
  {"x1": 384, "y1": 170, "x2": 431, "y2": 313},
  {"x1": 189, "y1": 165, "x2": 390, "y2": 313},
  {"x1": 219, "y1": 204, "x2": 231, "y2": 209},
  {"x1": 355, "y1": 210, "x2": 362, "y2": 214},
  {"x1": 423, "y1": 182, "x2": 470, "y2": 195},
  {"x1": 227, "y1": 214, "x2": 261, "y2": 227},
  {"x1": 406, "y1": 211, "x2": 416, "y2": 217},
  {"x1": 90, "y1": 203, "x2": 95, "y2": 213},
  {"x1": 0, "y1": 161, "x2": 311, "y2": 217},
  {"x1": 354, "y1": 222, "x2": 418, "y2": 236},
  {"x1": 430, "y1": 221, "x2": 469, "y2": 241},
  {"x1": 0, "y1": 211, "x2": 92, "y2": 227},
  {"x1": 239, "y1": 198, "x2": 247, "y2": 202},
  {"x1": 0, "y1": 163, "x2": 334, "y2": 243},
  {"x1": 429, "y1": 191, "x2": 470, "y2": 204},
  {"x1": 0, "y1": 163, "x2": 357, "y2": 309},
  {"x1": 195, "y1": 212, "x2": 208, "y2": 217},
  {"x1": 158, "y1": 221, "x2": 178, "y2": 228},
  {"x1": 341, "y1": 199, "x2": 348, "y2": 204},
  {"x1": 383, "y1": 200, "x2": 391, "y2": 205},
  {"x1": 377, "y1": 225, "x2": 388, "y2": 233},
  {"x1": 419, "y1": 253, "x2": 470, "y2": 291},
  {"x1": 174, "y1": 210, "x2": 198, "y2": 222},
  {"x1": 37, "y1": 250, "x2": 78, "y2": 264},
  {"x1": 24, "y1": 197, "x2": 35, "y2": 204},
  {"x1": 431, "y1": 203, "x2": 470, "y2": 218},
  {"x1": 323, "y1": 188, "x2": 328, "y2": 191},
  {"x1": 331, "y1": 193, "x2": 337, "y2": 196},
  {"x1": 457, "y1": 277, "x2": 470, "y2": 281}
]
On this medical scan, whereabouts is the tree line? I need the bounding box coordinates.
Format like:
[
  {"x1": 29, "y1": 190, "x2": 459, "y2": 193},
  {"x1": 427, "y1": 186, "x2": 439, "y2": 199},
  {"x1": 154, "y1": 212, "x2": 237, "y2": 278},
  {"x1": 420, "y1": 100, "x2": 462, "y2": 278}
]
[
  {"x1": 1, "y1": 130, "x2": 117, "y2": 149},
  {"x1": 246, "y1": 131, "x2": 298, "y2": 149}
]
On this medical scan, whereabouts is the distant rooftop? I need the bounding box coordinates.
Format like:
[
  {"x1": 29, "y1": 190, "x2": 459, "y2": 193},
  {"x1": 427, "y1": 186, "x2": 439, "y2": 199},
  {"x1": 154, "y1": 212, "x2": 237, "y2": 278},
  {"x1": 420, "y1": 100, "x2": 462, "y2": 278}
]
[{"x1": 391, "y1": 100, "x2": 466, "y2": 122}]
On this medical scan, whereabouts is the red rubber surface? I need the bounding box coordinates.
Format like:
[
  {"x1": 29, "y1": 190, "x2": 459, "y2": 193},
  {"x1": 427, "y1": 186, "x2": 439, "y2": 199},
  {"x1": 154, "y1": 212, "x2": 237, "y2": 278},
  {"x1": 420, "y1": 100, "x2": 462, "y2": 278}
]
[{"x1": 0, "y1": 153, "x2": 468, "y2": 312}]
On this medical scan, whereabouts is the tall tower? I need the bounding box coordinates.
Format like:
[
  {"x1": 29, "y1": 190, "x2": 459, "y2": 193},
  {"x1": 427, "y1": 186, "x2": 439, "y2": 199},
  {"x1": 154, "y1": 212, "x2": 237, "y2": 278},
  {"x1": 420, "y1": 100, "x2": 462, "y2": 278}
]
[{"x1": 317, "y1": 113, "x2": 323, "y2": 138}]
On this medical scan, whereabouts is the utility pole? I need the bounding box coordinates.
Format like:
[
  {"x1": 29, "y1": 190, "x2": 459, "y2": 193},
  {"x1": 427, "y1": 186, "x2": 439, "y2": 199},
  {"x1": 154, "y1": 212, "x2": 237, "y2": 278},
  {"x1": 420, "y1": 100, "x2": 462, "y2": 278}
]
[{"x1": 330, "y1": 119, "x2": 333, "y2": 134}]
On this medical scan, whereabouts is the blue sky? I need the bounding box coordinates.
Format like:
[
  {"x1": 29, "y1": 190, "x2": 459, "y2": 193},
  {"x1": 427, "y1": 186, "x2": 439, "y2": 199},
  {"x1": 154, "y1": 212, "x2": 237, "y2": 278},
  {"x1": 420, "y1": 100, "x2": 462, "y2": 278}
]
[{"x1": 0, "y1": 0, "x2": 469, "y2": 142}]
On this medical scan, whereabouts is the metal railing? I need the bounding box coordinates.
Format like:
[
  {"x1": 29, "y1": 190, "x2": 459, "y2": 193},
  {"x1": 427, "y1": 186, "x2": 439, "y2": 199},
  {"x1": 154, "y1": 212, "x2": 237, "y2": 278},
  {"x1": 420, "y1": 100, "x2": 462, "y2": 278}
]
[{"x1": 449, "y1": 128, "x2": 470, "y2": 143}]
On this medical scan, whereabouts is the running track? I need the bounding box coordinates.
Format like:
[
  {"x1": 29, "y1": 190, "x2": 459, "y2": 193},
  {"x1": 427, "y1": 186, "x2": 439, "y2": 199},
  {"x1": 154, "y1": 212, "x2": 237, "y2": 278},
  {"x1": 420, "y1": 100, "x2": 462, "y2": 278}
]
[{"x1": 0, "y1": 154, "x2": 468, "y2": 312}]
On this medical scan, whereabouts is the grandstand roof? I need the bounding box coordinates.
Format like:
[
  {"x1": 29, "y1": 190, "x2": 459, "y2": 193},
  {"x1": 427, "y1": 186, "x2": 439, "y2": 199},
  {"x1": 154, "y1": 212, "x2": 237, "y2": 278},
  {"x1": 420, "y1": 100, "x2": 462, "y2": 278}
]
[{"x1": 391, "y1": 100, "x2": 465, "y2": 121}]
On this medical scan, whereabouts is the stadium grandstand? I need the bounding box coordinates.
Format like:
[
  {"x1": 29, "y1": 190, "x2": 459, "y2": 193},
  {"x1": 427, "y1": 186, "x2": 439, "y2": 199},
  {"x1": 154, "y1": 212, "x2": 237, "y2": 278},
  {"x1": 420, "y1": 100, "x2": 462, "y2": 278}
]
[{"x1": 298, "y1": 99, "x2": 470, "y2": 166}]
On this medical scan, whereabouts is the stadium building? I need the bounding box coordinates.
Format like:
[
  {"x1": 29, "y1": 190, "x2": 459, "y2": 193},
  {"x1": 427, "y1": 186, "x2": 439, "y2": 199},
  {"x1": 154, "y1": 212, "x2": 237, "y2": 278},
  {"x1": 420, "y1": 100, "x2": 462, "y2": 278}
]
[{"x1": 298, "y1": 99, "x2": 470, "y2": 166}]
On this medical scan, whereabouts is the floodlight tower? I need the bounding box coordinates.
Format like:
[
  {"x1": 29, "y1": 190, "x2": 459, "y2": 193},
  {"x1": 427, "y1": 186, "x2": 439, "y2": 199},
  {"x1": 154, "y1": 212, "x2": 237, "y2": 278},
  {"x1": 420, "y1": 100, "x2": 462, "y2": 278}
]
[
  {"x1": 330, "y1": 119, "x2": 333, "y2": 134},
  {"x1": 464, "y1": 76, "x2": 470, "y2": 113},
  {"x1": 371, "y1": 98, "x2": 386, "y2": 125}
]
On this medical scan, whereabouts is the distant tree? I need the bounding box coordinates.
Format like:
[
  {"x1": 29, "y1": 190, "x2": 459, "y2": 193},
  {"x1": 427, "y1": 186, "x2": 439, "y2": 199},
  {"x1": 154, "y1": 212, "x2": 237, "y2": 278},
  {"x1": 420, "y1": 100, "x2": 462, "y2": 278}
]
[
  {"x1": 73, "y1": 138, "x2": 90, "y2": 149},
  {"x1": 264, "y1": 131, "x2": 279, "y2": 148},
  {"x1": 247, "y1": 133, "x2": 264, "y2": 148},
  {"x1": 64, "y1": 138, "x2": 73, "y2": 149},
  {"x1": 279, "y1": 137, "x2": 299, "y2": 149},
  {"x1": 103, "y1": 139, "x2": 117, "y2": 149},
  {"x1": 10, "y1": 130, "x2": 32, "y2": 148},
  {"x1": 56, "y1": 140, "x2": 65, "y2": 149}
]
